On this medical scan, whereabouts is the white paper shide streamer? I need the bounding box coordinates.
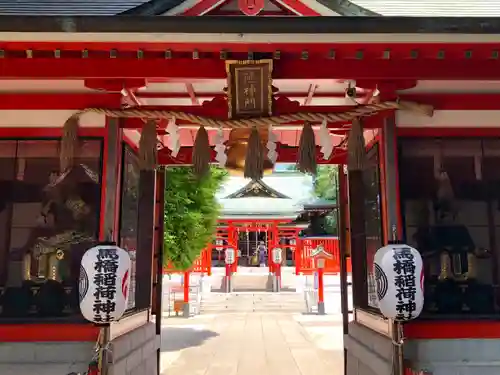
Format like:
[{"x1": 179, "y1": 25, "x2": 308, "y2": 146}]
[
  {"x1": 318, "y1": 119, "x2": 333, "y2": 160},
  {"x1": 214, "y1": 127, "x2": 227, "y2": 168},
  {"x1": 267, "y1": 124, "x2": 278, "y2": 164},
  {"x1": 166, "y1": 117, "x2": 180, "y2": 157}
]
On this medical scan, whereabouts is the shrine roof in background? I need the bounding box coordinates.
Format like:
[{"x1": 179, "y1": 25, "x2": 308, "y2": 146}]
[
  {"x1": 0, "y1": 0, "x2": 340, "y2": 16},
  {"x1": 302, "y1": 197, "x2": 337, "y2": 211},
  {"x1": 348, "y1": 0, "x2": 500, "y2": 17},
  {"x1": 224, "y1": 178, "x2": 291, "y2": 199},
  {"x1": 217, "y1": 172, "x2": 314, "y2": 218},
  {"x1": 1, "y1": 0, "x2": 496, "y2": 18},
  {"x1": 218, "y1": 197, "x2": 301, "y2": 219},
  {"x1": 0, "y1": 0, "x2": 175, "y2": 16},
  {"x1": 217, "y1": 174, "x2": 314, "y2": 201}
]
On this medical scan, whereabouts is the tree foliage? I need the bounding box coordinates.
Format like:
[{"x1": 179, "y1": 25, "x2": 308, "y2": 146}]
[
  {"x1": 314, "y1": 165, "x2": 338, "y2": 201},
  {"x1": 164, "y1": 167, "x2": 227, "y2": 270},
  {"x1": 314, "y1": 165, "x2": 339, "y2": 235},
  {"x1": 278, "y1": 164, "x2": 340, "y2": 234}
]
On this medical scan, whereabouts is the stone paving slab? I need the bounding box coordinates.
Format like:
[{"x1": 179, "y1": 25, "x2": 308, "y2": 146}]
[{"x1": 160, "y1": 311, "x2": 344, "y2": 375}]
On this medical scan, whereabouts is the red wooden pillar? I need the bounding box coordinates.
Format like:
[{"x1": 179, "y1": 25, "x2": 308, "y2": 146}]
[
  {"x1": 227, "y1": 221, "x2": 237, "y2": 273},
  {"x1": 295, "y1": 239, "x2": 302, "y2": 275},
  {"x1": 274, "y1": 221, "x2": 282, "y2": 287},
  {"x1": 183, "y1": 271, "x2": 190, "y2": 317},
  {"x1": 275, "y1": 254, "x2": 282, "y2": 289},
  {"x1": 292, "y1": 228, "x2": 300, "y2": 266},
  {"x1": 318, "y1": 267, "x2": 324, "y2": 304},
  {"x1": 317, "y1": 258, "x2": 326, "y2": 315},
  {"x1": 206, "y1": 244, "x2": 212, "y2": 276}
]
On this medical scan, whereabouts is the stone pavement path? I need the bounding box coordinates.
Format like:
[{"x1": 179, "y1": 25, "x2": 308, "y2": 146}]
[{"x1": 160, "y1": 312, "x2": 344, "y2": 375}]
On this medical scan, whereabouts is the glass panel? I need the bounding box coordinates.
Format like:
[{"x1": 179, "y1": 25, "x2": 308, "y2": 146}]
[
  {"x1": 0, "y1": 141, "x2": 16, "y2": 283},
  {"x1": 400, "y1": 138, "x2": 496, "y2": 317},
  {"x1": 1, "y1": 139, "x2": 102, "y2": 319},
  {"x1": 118, "y1": 145, "x2": 139, "y2": 310}
]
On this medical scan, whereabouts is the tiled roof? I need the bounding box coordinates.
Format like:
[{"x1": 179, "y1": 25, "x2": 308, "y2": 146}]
[
  {"x1": 217, "y1": 174, "x2": 314, "y2": 201},
  {"x1": 0, "y1": 0, "x2": 178, "y2": 15},
  {"x1": 350, "y1": 0, "x2": 500, "y2": 16},
  {"x1": 0, "y1": 0, "x2": 497, "y2": 17},
  {"x1": 217, "y1": 173, "x2": 314, "y2": 216},
  {"x1": 316, "y1": 0, "x2": 378, "y2": 15},
  {"x1": 224, "y1": 179, "x2": 291, "y2": 199},
  {"x1": 219, "y1": 197, "x2": 302, "y2": 217}
]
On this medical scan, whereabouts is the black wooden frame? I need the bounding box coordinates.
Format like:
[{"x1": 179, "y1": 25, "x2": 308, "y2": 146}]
[{"x1": 349, "y1": 142, "x2": 384, "y2": 313}]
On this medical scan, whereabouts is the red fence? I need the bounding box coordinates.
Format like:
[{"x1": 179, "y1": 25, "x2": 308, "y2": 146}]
[
  {"x1": 163, "y1": 247, "x2": 212, "y2": 275},
  {"x1": 295, "y1": 236, "x2": 351, "y2": 275},
  {"x1": 163, "y1": 235, "x2": 351, "y2": 276}
]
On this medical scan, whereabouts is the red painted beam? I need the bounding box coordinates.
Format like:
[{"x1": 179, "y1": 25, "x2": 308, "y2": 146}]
[
  {"x1": 0, "y1": 127, "x2": 104, "y2": 137},
  {"x1": 2, "y1": 58, "x2": 500, "y2": 80},
  {"x1": 181, "y1": 0, "x2": 223, "y2": 15},
  {"x1": 209, "y1": 10, "x2": 296, "y2": 15},
  {"x1": 0, "y1": 92, "x2": 123, "y2": 110},
  {"x1": 0, "y1": 92, "x2": 497, "y2": 111},
  {"x1": 136, "y1": 92, "x2": 348, "y2": 99},
  {"x1": 396, "y1": 127, "x2": 500, "y2": 137},
  {"x1": 271, "y1": 0, "x2": 321, "y2": 15},
  {"x1": 185, "y1": 83, "x2": 200, "y2": 106},
  {"x1": 1, "y1": 42, "x2": 498, "y2": 55},
  {"x1": 158, "y1": 144, "x2": 347, "y2": 165},
  {"x1": 405, "y1": 321, "x2": 500, "y2": 339},
  {"x1": 0, "y1": 324, "x2": 99, "y2": 342},
  {"x1": 124, "y1": 88, "x2": 142, "y2": 107},
  {"x1": 303, "y1": 84, "x2": 317, "y2": 106}
]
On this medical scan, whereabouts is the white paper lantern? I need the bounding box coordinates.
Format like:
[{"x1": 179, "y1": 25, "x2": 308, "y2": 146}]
[
  {"x1": 272, "y1": 248, "x2": 283, "y2": 264},
  {"x1": 225, "y1": 248, "x2": 235, "y2": 265},
  {"x1": 215, "y1": 239, "x2": 224, "y2": 251},
  {"x1": 79, "y1": 245, "x2": 131, "y2": 324},
  {"x1": 374, "y1": 244, "x2": 424, "y2": 321}
]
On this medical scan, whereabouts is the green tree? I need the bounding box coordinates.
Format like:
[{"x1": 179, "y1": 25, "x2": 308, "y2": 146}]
[
  {"x1": 164, "y1": 166, "x2": 227, "y2": 270},
  {"x1": 314, "y1": 165, "x2": 338, "y2": 201},
  {"x1": 283, "y1": 164, "x2": 298, "y2": 171},
  {"x1": 314, "y1": 165, "x2": 339, "y2": 235}
]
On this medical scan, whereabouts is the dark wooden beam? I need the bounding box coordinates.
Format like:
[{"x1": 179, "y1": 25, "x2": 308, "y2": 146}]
[
  {"x1": 347, "y1": 166, "x2": 368, "y2": 308},
  {"x1": 135, "y1": 169, "x2": 156, "y2": 310},
  {"x1": 0, "y1": 16, "x2": 498, "y2": 34}
]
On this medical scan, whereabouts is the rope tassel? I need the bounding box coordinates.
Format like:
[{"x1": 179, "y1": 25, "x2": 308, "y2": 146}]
[
  {"x1": 138, "y1": 120, "x2": 158, "y2": 171},
  {"x1": 60, "y1": 114, "x2": 80, "y2": 173},
  {"x1": 244, "y1": 127, "x2": 265, "y2": 181},
  {"x1": 347, "y1": 118, "x2": 365, "y2": 172},
  {"x1": 192, "y1": 126, "x2": 211, "y2": 177},
  {"x1": 297, "y1": 122, "x2": 317, "y2": 175}
]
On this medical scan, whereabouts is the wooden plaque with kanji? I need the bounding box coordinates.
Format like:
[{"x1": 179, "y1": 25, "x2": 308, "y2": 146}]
[{"x1": 226, "y1": 59, "x2": 273, "y2": 119}]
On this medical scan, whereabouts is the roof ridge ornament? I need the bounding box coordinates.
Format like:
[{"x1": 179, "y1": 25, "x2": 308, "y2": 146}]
[{"x1": 238, "y1": 0, "x2": 265, "y2": 16}]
